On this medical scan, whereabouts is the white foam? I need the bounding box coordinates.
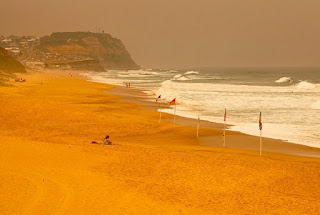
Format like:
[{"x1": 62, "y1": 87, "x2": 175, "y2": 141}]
[
  {"x1": 84, "y1": 70, "x2": 320, "y2": 149},
  {"x1": 173, "y1": 74, "x2": 182, "y2": 79},
  {"x1": 167, "y1": 70, "x2": 179, "y2": 73},
  {"x1": 184, "y1": 70, "x2": 199, "y2": 75},
  {"x1": 177, "y1": 76, "x2": 189, "y2": 81},
  {"x1": 275, "y1": 77, "x2": 293, "y2": 83},
  {"x1": 311, "y1": 100, "x2": 320, "y2": 110},
  {"x1": 231, "y1": 123, "x2": 320, "y2": 148},
  {"x1": 296, "y1": 81, "x2": 320, "y2": 89}
]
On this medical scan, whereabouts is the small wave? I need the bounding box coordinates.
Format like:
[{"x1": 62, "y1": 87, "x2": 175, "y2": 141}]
[
  {"x1": 184, "y1": 70, "x2": 199, "y2": 75},
  {"x1": 176, "y1": 76, "x2": 189, "y2": 81},
  {"x1": 275, "y1": 77, "x2": 293, "y2": 83},
  {"x1": 141, "y1": 71, "x2": 159, "y2": 75},
  {"x1": 296, "y1": 81, "x2": 320, "y2": 89},
  {"x1": 171, "y1": 74, "x2": 189, "y2": 81},
  {"x1": 173, "y1": 74, "x2": 182, "y2": 79},
  {"x1": 167, "y1": 70, "x2": 179, "y2": 73},
  {"x1": 117, "y1": 70, "x2": 159, "y2": 77}
]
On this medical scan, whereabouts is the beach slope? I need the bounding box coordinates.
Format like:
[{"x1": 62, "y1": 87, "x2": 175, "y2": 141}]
[{"x1": 1, "y1": 71, "x2": 320, "y2": 214}]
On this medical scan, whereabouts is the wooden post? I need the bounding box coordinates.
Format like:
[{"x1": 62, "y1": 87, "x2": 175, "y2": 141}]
[
  {"x1": 260, "y1": 130, "x2": 262, "y2": 156},
  {"x1": 174, "y1": 103, "x2": 176, "y2": 128},
  {"x1": 223, "y1": 108, "x2": 226, "y2": 148},
  {"x1": 223, "y1": 120, "x2": 226, "y2": 148},
  {"x1": 159, "y1": 100, "x2": 162, "y2": 124},
  {"x1": 197, "y1": 115, "x2": 200, "y2": 137}
]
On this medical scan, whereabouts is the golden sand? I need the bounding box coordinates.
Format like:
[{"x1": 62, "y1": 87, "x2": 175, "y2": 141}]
[{"x1": 1, "y1": 70, "x2": 320, "y2": 214}]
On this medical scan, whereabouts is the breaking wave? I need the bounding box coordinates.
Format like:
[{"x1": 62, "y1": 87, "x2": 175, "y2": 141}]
[
  {"x1": 172, "y1": 74, "x2": 182, "y2": 79},
  {"x1": 184, "y1": 70, "x2": 199, "y2": 75},
  {"x1": 275, "y1": 77, "x2": 293, "y2": 83},
  {"x1": 296, "y1": 81, "x2": 320, "y2": 89},
  {"x1": 171, "y1": 74, "x2": 189, "y2": 81}
]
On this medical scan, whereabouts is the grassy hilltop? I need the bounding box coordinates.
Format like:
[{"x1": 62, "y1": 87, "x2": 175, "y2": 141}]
[
  {"x1": 0, "y1": 47, "x2": 26, "y2": 74},
  {"x1": 0, "y1": 47, "x2": 26, "y2": 85},
  {"x1": 35, "y1": 32, "x2": 140, "y2": 70}
]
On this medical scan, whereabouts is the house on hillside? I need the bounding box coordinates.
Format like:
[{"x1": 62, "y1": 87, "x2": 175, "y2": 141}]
[
  {"x1": 5, "y1": 47, "x2": 21, "y2": 56},
  {"x1": 2, "y1": 38, "x2": 12, "y2": 43}
]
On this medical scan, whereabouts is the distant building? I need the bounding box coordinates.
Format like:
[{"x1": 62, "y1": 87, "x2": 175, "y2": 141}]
[
  {"x1": 2, "y1": 38, "x2": 12, "y2": 43},
  {"x1": 5, "y1": 47, "x2": 21, "y2": 56}
]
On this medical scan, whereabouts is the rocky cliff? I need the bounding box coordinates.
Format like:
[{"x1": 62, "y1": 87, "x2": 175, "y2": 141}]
[{"x1": 35, "y1": 32, "x2": 140, "y2": 71}]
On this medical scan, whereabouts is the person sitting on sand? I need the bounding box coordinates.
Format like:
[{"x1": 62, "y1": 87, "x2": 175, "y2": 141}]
[{"x1": 104, "y1": 135, "x2": 112, "y2": 145}]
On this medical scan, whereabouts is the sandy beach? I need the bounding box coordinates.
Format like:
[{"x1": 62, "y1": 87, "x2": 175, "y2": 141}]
[{"x1": 1, "y1": 70, "x2": 320, "y2": 214}]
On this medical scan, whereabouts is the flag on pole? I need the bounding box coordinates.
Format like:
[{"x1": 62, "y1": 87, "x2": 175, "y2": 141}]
[
  {"x1": 169, "y1": 98, "x2": 177, "y2": 127},
  {"x1": 259, "y1": 112, "x2": 263, "y2": 155},
  {"x1": 224, "y1": 108, "x2": 227, "y2": 122},
  {"x1": 156, "y1": 95, "x2": 161, "y2": 102},
  {"x1": 157, "y1": 95, "x2": 162, "y2": 123},
  {"x1": 259, "y1": 112, "x2": 263, "y2": 130},
  {"x1": 169, "y1": 98, "x2": 176, "y2": 106}
]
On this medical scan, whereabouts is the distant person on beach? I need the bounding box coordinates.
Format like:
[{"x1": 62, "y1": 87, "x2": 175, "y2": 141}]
[{"x1": 104, "y1": 135, "x2": 112, "y2": 145}]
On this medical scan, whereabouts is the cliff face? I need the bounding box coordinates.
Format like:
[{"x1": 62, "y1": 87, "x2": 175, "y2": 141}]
[
  {"x1": 35, "y1": 32, "x2": 140, "y2": 71},
  {"x1": 0, "y1": 47, "x2": 26, "y2": 74}
]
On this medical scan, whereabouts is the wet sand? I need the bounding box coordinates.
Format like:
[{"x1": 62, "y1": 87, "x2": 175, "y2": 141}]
[
  {"x1": 109, "y1": 84, "x2": 320, "y2": 158},
  {"x1": 1, "y1": 70, "x2": 320, "y2": 214}
]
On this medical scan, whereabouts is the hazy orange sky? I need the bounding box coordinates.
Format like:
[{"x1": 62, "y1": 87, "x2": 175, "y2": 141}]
[{"x1": 1, "y1": 0, "x2": 320, "y2": 68}]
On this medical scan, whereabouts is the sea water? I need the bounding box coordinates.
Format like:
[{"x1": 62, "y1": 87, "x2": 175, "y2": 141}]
[{"x1": 83, "y1": 67, "x2": 320, "y2": 148}]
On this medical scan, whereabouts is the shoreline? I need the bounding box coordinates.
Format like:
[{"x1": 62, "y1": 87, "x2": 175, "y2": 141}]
[
  {"x1": 98, "y1": 79, "x2": 320, "y2": 159},
  {"x1": 83, "y1": 69, "x2": 320, "y2": 149}
]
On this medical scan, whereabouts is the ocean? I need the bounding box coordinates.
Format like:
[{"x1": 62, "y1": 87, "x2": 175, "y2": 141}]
[{"x1": 83, "y1": 67, "x2": 320, "y2": 148}]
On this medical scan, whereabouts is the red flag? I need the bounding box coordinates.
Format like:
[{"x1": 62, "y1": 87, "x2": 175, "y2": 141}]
[
  {"x1": 259, "y1": 112, "x2": 263, "y2": 130},
  {"x1": 169, "y1": 98, "x2": 176, "y2": 106},
  {"x1": 224, "y1": 108, "x2": 227, "y2": 122}
]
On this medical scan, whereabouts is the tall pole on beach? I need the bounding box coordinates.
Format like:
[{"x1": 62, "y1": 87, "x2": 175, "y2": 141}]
[
  {"x1": 169, "y1": 98, "x2": 176, "y2": 128},
  {"x1": 156, "y1": 95, "x2": 162, "y2": 123},
  {"x1": 174, "y1": 103, "x2": 176, "y2": 128},
  {"x1": 159, "y1": 100, "x2": 162, "y2": 124},
  {"x1": 259, "y1": 112, "x2": 263, "y2": 155},
  {"x1": 197, "y1": 115, "x2": 200, "y2": 137},
  {"x1": 260, "y1": 130, "x2": 262, "y2": 155},
  {"x1": 223, "y1": 108, "x2": 226, "y2": 148},
  {"x1": 159, "y1": 101, "x2": 162, "y2": 123}
]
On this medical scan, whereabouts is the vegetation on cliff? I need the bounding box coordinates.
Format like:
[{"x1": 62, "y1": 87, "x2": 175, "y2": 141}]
[
  {"x1": 0, "y1": 47, "x2": 26, "y2": 85},
  {"x1": 36, "y1": 32, "x2": 139, "y2": 70},
  {"x1": 0, "y1": 47, "x2": 26, "y2": 74}
]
